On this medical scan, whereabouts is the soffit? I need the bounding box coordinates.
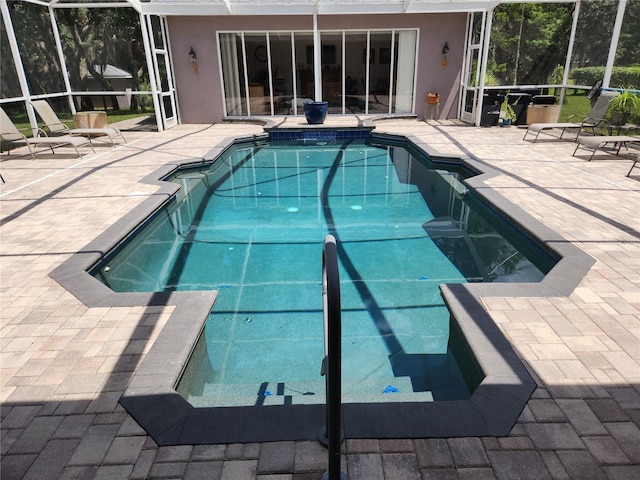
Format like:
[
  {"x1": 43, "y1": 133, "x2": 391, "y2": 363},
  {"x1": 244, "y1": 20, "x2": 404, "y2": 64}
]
[{"x1": 142, "y1": 0, "x2": 500, "y2": 16}]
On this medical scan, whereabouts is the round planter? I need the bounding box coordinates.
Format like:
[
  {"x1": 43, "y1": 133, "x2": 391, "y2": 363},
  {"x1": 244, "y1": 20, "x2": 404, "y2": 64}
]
[
  {"x1": 611, "y1": 111, "x2": 630, "y2": 126},
  {"x1": 303, "y1": 101, "x2": 328, "y2": 125}
]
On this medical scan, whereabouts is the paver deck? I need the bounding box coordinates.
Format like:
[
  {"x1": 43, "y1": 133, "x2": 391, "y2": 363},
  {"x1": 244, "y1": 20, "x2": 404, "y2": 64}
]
[{"x1": 1, "y1": 117, "x2": 639, "y2": 479}]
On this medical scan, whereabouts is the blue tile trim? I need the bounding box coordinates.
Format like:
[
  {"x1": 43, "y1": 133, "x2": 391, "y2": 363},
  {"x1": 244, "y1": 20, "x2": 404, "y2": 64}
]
[{"x1": 268, "y1": 128, "x2": 373, "y2": 141}]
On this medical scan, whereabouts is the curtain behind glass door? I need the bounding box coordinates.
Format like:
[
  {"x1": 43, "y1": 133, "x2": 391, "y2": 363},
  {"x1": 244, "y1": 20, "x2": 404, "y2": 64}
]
[
  {"x1": 392, "y1": 30, "x2": 416, "y2": 114},
  {"x1": 220, "y1": 33, "x2": 247, "y2": 116}
]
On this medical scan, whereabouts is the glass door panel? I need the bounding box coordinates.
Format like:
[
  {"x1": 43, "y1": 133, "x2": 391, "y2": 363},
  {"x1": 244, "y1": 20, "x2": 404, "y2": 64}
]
[
  {"x1": 148, "y1": 15, "x2": 176, "y2": 128},
  {"x1": 244, "y1": 34, "x2": 269, "y2": 115},
  {"x1": 369, "y1": 32, "x2": 392, "y2": 114},
  {"x1": 461, "y1": 47, "x2": 479, "y2": 122},
  {"x1": 295, "y1": 32, "x2": 314, "y2": 109},
  {"x1": 461, "y1": 12, "x2": 483, "y2": 123},
  {"x1": 321, "y1": 32, "x2": 343, "y2": 114},
  {"x1": 391, "y1": 30, "x2": 416, "y2": 114},
  {"x1": 220, "y1": 33, "x2": 247, "y2": 116},
  {"x1": 344, "y1": 32, "x2": 367, "y2": 114},
  {"x1": 269, "y1": 32, "x2": 294, "y2": 115}
]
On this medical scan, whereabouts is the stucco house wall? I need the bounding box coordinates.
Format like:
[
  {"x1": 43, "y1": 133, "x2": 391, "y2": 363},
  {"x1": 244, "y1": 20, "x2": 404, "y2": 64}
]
[{"x1": 167, "y1": 13, "x2": 466, "y2": 124}]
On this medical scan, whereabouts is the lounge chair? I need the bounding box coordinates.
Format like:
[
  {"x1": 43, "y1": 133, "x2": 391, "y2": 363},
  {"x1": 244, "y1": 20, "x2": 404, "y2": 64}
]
[
  {"x1": 0, "y1": 107, "x2": 94, "y2": 159},
  {"x1": 523, "y1": 91, "x2": 618, "y2": 142},
  {"x1": 572, "y1": 134, "x2": 639, "y2": 161},
  {"x1": 31, "y1": 100, "x2": 125, "y2": 146}
]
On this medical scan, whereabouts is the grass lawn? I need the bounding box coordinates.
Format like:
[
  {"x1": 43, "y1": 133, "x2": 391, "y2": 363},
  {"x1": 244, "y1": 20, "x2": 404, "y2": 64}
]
[
  {"x1": 558, "y1": 91, "x2": 591, "y2": 122},
  {"x1": 5, "y1": 109, "x2": 154, "y2": 138}
]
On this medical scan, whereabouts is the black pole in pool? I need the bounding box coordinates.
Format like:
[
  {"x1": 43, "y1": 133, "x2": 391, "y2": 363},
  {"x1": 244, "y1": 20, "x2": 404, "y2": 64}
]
[{"x1": 321, "y1": 235, "x2": 348, "y2": 480}]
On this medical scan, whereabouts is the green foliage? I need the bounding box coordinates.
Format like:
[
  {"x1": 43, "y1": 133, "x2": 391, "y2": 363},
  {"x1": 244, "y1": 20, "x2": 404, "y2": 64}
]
[
  {"x1": 489, "y1": 2, "x2": 573, "y2": 85},
  {"x1": 136, "y1": 81, "x2": 154, "y2": 109},
  {"x1": 570, "y1": 66, "x2": 640, "y2": 89},
  {"x1": 56, "y1": 7, "x2": 147, "y2": 104},
  {"x1": 616, "y1": 0, "x2": 640, "y2": 66},
  {"x1": 1, "y1": 5, "x2": 147, "y2": 110},
  {"x1": 502, "y1": 98, "x2": 517, "y2": 121},
  {"x1": 572, "y1": 0, "x2": 618, "y2": 67},
  {"x1": 1, "y1": 2, "x2": 65, "y2": 97},
  {"x1": 484, "y1": 72, "x2": 501, "y2": 86},
  {"x1": 607, "y1": 89, "x2": 640, "y2": 123},
  {"x1": 487, "y1": 1, "x2": 640, "y2": 89},
  {"x1": 551, "y1": 65, "x2": 564, "y2": 85}
]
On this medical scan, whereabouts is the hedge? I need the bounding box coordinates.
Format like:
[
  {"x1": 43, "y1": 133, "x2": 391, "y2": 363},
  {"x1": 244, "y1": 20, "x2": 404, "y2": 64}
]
[{"x1": 570, "y1": 66, "x2": 640, "y2": 88}]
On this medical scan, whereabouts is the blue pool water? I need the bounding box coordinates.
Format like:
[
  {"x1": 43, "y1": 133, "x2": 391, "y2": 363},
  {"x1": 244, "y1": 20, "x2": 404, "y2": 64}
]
[{"x1": 94, "y1": 136, "x2": 554, "y2": 407}]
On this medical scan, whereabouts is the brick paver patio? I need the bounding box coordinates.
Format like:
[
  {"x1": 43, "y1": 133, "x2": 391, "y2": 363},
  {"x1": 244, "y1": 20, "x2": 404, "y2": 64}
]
[{"x1": 1, "y1": 117, "x2": 638, "y2": 479}]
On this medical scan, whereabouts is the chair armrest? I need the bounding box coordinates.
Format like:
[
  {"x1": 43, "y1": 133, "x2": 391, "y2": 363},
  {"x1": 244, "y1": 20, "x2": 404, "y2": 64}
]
[
  {"x1": 580, "y1": 116, "x2": 605, "y2": 127},
  {"x1": 1, "y1": 130, "x2": 28, "y2": 142},
  {"x1": 33, "y1": 127, "x2": 49, "y2": 138}
]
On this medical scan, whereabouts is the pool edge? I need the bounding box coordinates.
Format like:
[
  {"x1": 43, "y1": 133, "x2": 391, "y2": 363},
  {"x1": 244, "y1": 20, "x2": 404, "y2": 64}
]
[{"x1": 49, "y1": 127, "x2": 594, "y2": 444}]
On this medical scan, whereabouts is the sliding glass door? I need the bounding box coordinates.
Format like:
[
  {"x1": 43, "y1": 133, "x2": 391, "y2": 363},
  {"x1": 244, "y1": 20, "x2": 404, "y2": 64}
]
[{"x1": 219, "y1": 29, "x2": 417, "y2": 117}]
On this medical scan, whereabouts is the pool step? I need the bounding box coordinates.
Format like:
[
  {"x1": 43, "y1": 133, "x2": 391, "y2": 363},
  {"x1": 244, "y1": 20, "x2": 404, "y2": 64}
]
[{"x1": 187, "y1": 376, "x2": 434, "y2": 407}]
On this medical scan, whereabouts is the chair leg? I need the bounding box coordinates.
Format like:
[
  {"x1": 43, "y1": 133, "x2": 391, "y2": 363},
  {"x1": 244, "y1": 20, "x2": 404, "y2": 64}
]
[
  {"x1": 25, "y1": 143, "x2": 36, "y2": 160},
  {"x1": 572, "y1": 143, "x2": 581, "y2": 157}
]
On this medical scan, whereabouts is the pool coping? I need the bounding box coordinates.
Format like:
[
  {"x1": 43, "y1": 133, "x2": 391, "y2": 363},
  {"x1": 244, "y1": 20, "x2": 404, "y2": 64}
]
[{"x1": 50, "y1": 123, "x2": 595, "y2": 445}]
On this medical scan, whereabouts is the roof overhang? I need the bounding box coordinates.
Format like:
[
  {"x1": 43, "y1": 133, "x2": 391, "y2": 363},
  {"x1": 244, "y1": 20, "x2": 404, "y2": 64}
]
[
  {"x1": 39, "y1": 1, "x2": 577, "y2": 16},
  {"x1": 141, "y1": 0, "x2": 501, "y2": 16}
]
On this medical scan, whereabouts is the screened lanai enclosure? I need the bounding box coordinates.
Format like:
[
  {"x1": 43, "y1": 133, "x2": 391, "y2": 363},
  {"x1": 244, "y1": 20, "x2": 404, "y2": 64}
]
[{"x1": 1, "y1": 0, "x2": 638, "y2": 132}]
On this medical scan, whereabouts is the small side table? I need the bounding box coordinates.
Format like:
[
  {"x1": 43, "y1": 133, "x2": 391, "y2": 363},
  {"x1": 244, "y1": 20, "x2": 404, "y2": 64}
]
[
  {"x1": 73, "y1": 111, "x2": 108, "y2": 129},
  {"x1": 424, "y1": 102, "x2": 440, "y2": 121},
  {"x1": 607, "y1": 123, "x2": 638, "y2": 136}
]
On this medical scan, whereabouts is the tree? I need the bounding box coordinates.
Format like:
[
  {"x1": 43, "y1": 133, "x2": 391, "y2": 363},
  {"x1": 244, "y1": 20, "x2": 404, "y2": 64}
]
[
  {"x1": 56, "y1": 7, "x2": 147, "y2": 110},
  {"x1": 0, "y1": 4, "x2": 147, "y2": 110},
  {"x1": 615, "y1": 0, "x2": 640, "y2": 68},
  {"x1": 489, "y1": 2, "x2": 573, "y2": 86},
  {"x1": 1, "y1": 2, "x2": 65, "y2": 97},
  {"x1": 571, "y1": 0, "x2": 617, "y2": 68}
]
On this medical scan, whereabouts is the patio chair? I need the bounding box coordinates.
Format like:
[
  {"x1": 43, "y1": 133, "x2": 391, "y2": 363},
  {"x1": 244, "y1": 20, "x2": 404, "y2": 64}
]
[
  {"x1": 572, "y1": 134, "x2": 639, "y2": 161},
  {"x1": 523, "y1": 90, "x2": 618, "y2": 143},
  {"x1": 31, "y1": 100, "x2": 125, "y2": 146},
  {"x1": 1, "y1": 107, "x2": 94, "y2": 159}
]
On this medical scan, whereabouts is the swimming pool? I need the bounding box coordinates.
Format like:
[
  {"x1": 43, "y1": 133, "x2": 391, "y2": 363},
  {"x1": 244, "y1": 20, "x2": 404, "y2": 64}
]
[{"x1": 93, "y1": 134, "x2": 555, "y2": 409}]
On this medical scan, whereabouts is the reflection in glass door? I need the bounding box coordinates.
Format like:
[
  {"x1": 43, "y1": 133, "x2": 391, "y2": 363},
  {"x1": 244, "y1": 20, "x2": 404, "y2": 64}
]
[
  {"x1": 368, "y1": 32, "x2": 392, "y2": 115},
  {"x1": 269, "y1": 33, "x2": 294, "y2": 115},
  {"x1": 295, "y1": 32, "x2": 314, "y2": 106},
  {"x1": 344, "y1": 32, "x2": 367, "y2": 114},
  {"x1": 244, "y1": 34, "x2": 269, "y2": 115},
  {"x1": 321, "y1": 32, "x2": 343, "y2": 114}
]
